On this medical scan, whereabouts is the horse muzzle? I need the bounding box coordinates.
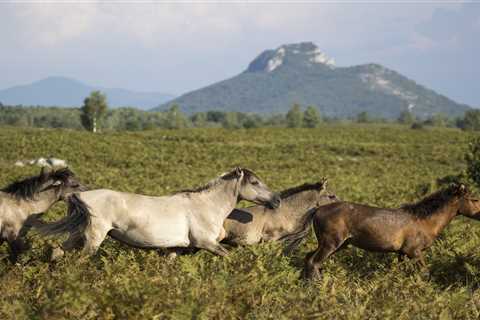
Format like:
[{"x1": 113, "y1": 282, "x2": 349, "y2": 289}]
[{"x1": 267, "y1": 194, "x2": 281, "y2": 209}]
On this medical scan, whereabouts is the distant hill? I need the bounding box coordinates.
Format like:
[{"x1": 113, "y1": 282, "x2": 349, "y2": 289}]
[
  {"x1": 0, "y1": 77, "x2": 174, "y2": 109},
  {"x1": 154, "y1": 42, "x2": 470, "y2": 119}
]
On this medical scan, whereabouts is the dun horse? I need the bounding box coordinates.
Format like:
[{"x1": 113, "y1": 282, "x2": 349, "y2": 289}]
[
  {"x1": 222, "y1": 179, "x2": 338, "y2": 249},
  {"x1": 290, "y1": 183, "x2": 480, "y2": 280},
  {"x1": 0, "y1": 168, "x2": 85, "y2": 262},
  {"x1": 36, "y1": 168, "x2": 280, "y2": 257}
]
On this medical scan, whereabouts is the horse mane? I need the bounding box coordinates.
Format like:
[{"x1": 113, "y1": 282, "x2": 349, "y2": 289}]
[
  {"x1": 1, "y1": 168, "x2": 75, "y2": 200},
  {"x1": 279, "y1": 181, "x2": 326, "y2": 199},
  {"x1": 401, "y1": 184, "x2": 467, "y2": 218},
  {"x1": 177, "y1": 168, "x2": 258, "y2": 194}
]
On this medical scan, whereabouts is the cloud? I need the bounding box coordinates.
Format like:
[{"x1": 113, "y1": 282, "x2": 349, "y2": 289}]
[
  {"x1": 0, "y1": 2, "x2": 477, "y2": 106},
  {"x1": 415, "y1": 2, "x2": 480, "y2": 51}
]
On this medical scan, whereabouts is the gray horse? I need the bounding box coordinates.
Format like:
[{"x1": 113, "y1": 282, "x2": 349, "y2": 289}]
[
  {"x1": 36, "y1": 168, "x2": 280, "y2": 257},
  {"x1": 222, "y1": 179, "x2": 338, "y2": 252},
  {"x1": 0, "y1": 168, "x2": 85, "y2": 262}
]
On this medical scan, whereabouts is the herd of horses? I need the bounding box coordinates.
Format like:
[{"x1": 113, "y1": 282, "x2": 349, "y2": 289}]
[{"x1": 1, "y1": 167, "x2": 480, "y2": 280}]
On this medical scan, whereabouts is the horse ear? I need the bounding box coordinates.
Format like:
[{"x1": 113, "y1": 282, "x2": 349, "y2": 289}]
[
  {"x1": 320, "y1": 177, "x2": 328, "y2": 190},
  {"x1": 235, "y1": 167, "x2": 242, "y2": 177},
  {"x1": 454, "y1": 183, "x2": 468, "y2": 195}
]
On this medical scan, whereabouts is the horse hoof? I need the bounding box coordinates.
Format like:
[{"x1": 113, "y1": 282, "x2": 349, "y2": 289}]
[
  {"x1": 50, "y1": 247, "x2": 65, "y2": 261},
  {"x1": 167, "y1": 251, "x2": 178, "y2": 260}
]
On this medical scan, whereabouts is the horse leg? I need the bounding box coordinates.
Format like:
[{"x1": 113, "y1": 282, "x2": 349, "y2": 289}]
[
  {"x1": 303, "y1": 236, "x2": 346, "y2": 280},
  {"x1": 49, "y1": 233, "x2": 84, "y2": 261},
  {"x1": 82, "y1": 224, "x2": 110, "y2": 256},
  {"x1": 216, "y1": 227, "x2": 227, "y2": 243},
  {"x1": 8, "y1": 237, "x2": 26, "y2": 263},
  {"x1": 196, "y1": 241, "x2": 230, "y2": 257},
  {"x1": 163, "y1": 247, "x2": 200, "y2": 260},
  {"x1": 411, "y1": 250, "x2": 427, "y2": 268},
  {"x1": 404, "y1": 247, "x2": 428, "y2": 270}
]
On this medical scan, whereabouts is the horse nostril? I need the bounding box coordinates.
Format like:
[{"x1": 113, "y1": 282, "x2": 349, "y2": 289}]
[{"x1": 272, "y1": 195, "x2": 281, "y2": 208}]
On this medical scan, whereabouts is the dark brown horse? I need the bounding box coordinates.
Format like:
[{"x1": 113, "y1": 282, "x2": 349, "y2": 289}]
[{"x1": 290, "y1": 184, "x2": 480, "y2": 280}]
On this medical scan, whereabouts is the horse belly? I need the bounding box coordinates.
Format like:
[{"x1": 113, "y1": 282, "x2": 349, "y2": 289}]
[
  {"x1": 111, "y1": 216, "x2": 190, "y2": 248},
  {"x1": 351, "y1": 228, "x2": 404, "y2": 252}
]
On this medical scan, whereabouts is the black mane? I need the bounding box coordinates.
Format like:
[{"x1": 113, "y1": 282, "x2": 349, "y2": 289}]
[
  {"x1": 2, "y1": 168, "x2": 75, "y2": 200},
  {"x1": 401, "y1": 184, "x2": 467, "y2": 217},
  {"x1": 279, "y1": 181, "x2": 326, "y2": 199}
]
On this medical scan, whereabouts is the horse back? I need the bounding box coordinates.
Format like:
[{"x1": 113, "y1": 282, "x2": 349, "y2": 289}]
[{"x1": 313, "y1": 201, "x2": 388, "y2": 229}]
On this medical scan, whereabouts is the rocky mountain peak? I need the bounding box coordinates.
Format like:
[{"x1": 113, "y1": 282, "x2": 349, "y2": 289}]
[{"x1": 246, "y1": 42, "x2": 335, "y2": 73}]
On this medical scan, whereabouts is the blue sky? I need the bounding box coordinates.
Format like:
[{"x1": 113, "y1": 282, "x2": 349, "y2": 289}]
[{"x1": 1, "y1": 1, "x2": 478, "y2": 106}]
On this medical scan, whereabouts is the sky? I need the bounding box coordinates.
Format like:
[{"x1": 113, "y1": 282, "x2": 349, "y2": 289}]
[{"x1": 1, "y1": 1, "x2": 479, "y2": 107}]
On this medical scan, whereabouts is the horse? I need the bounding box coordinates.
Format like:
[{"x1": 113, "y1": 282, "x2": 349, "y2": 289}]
[
  {"x1": 0, "y1": 167, "x2": 86, "y2": 262},
  {"x1": 35, "y1": 167, "x2": 281, "y2": 257},
  {"x1": 222, "y1": 179, "x2": 339, "y2": 251},
  {"x1": 291, "y1": 183, "x2": 480, "y2": 280}
]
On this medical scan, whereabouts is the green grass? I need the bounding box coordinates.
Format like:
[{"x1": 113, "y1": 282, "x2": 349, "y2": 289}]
[{"x1": 1, "y1": 125, "x2": 480, "y2": 319}]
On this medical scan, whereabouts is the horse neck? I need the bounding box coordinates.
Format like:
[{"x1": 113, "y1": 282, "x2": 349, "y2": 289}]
[
  {"x1": 418, "y1": 199, "x2": 460, "y2": 237},
  {"x1": 281, "y1": 190, "x2": 319, "y2": 218},
  {"x1": 23, "y1": 189, "x2": 60, "y2": 216},
  {"x1": 200, "y1": 178, "x2": 240, "y2": 220}
]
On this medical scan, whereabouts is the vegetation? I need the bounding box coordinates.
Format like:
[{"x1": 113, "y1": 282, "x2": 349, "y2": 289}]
[
  {"x1": 286, "y1": 104, "x2": 304, "y2": 128},
  {"x1": 1, "y1": 125, "x2": 479, "y2": 319},
  {"x1": 0, "y1": 102, "x2": 475, "y2": 132},
  {"x1": 153, "y1": 43, "x2": 470, "y2": 119},
  {"x1": 466, "y1": 137, "x2": 480, "y2": 190},
  {"x1": 303, "y1": 106, "x2": 322, "y2": 128},
  {"x1": 356, "y1": 111, "x2": 371, "y2": 123},
  {"x1": 458, "y1": 110, "x2": 480, "y2": 131},
  {"x1": 80, "y1": 91, "x2": 108, "y2": 133},
  {"x1": 398, "y1": 110, "x2": 416, "y2": 125}
]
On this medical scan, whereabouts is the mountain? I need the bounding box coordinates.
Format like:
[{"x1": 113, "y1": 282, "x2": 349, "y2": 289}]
[
  {"x1": 0, "y1": 77, "x2": 174, "y2": 109},
  {"x1": 154, "y1": 42, "x2": 470, "y2": 119}
]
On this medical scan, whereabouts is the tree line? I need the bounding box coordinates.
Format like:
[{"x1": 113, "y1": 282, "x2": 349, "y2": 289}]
[{"x1": 0, "y1": 91, "x2": 478, "y2": 132}]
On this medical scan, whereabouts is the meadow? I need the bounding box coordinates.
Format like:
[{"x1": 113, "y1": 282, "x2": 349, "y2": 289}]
[{"x1": 1, "y1": 125, "x2": 479, "y2": 319}]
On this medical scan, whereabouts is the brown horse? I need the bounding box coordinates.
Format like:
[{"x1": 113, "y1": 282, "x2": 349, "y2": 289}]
[{"x1": 291, "y1": 184, "x2": 480, "y2": 280}]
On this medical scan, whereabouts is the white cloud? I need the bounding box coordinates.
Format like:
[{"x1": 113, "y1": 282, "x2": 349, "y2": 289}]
[
  {"x1": 0, "y1": 1, "x2": 477, "y2": 106},
  {"x1": 2, "y1": 3, "x2": 98, "y2": 46}
]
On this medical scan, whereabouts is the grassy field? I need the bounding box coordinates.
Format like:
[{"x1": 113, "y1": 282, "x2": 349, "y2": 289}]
[{"x1": 1, "y1": 125, "x2": 479, "y2": 319}]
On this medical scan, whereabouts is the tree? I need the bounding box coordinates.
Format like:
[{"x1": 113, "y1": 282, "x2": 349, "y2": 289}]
[
  {"x1": 425, "y1": 113, "x2": 447, "y2": 127},
  {"x1": 460, "y1": 110, "x2": 480, "y2": 131},
  {"x1": 222, "y1": 112, "x2": 239, "y2": 129},
  {"x1": 206, "y1": 111, "x2": 226, "y2": 123},
  {"x1": 191, "y1": 112, "x2": 208, "y2": 127},
  {"x1": 356, "y1": 111, "x2": 370, "y2": 123},
  {"x1": 398, "y1": 110, "x2": 415, "y2": 125},
  {"x1": 165, "y1": 104, "x2": 188, "y2": 129},
  {"x1": 466, "y1": 137, "x2": 480, "y2": 190},
  {"x1": 80, "y1": 91, "x2": 108, "y2": 132},
  {"x1": 242, "y1": 114, "x2": 263, "y2": 129},
  {"x1": 303, "y1": 106, "x2": 321, "y2": 128},
  {"x1": 286, "y1": 104, "x2": 303, "y2": 128}
]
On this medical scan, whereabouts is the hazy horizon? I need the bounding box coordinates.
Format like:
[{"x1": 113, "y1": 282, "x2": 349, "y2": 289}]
[{"x1": 1, "y1": 2, "x2": 478, "y2": 106}]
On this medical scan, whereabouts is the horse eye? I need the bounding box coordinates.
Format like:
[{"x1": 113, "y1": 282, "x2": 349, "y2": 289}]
[{"x1": 252, "y1": 181, "x2": 259, "y2": 186}]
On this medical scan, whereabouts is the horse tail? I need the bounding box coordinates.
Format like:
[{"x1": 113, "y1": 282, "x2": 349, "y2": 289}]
[
  {"x1": 34, "y1": 193, "x2": 91, "y2": 237},
  {"x1": 281, "y1": 208, "x2": 318, "y2": 256}
]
